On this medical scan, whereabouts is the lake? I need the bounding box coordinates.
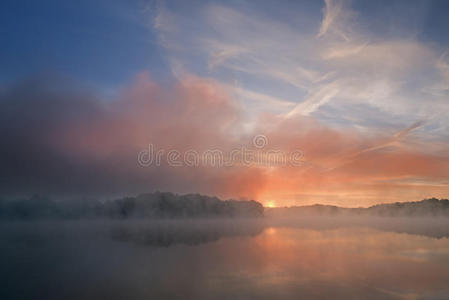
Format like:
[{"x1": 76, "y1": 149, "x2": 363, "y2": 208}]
[{"x1": 1, "y1": 218, "x2": 449, "y2": 300}]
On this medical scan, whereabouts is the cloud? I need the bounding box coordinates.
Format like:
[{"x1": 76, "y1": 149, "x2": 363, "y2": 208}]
[
  {"x1": 286, "y1": 82, "x2": 340, "y2": 117},
  {"x1": 151, "y1": 2, "x2": 449, "y2": 136},
  {"x1": 2, "y1": 1, "x2": 449, "y2": 206},
  {"x1": 317, "y1": 0, "x2": 353, "y2": 41},
  {"x1": 2, "y1": 74, "x2": 448, "y2": 206},
  {"x1": 0, "y1": 74, "x2": 264, "y2": 199},
  {"x1": 248, "y1": 114, "x2": 449, "y2": 206}
]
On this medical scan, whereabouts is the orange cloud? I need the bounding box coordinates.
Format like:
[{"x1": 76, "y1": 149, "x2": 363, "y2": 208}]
[{"x1": 1, "y1": 73, "x2": 448, "y2": 205}]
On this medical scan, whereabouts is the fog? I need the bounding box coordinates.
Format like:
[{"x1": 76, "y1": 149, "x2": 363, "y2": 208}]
[
  {"x1": 2, "y1": 217, "x2": 449, "y2": 300},
  {"x1": 0, "y1": 193, "x2": 263, "y2": 220}
]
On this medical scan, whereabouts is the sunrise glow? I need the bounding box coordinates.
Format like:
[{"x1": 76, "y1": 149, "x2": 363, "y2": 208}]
[
  {"x1": 265, "y1": 201, "x2": 277, "y2": 208},
  {"x1": 2, "y1": 1, "x2": 449, "y2": 299}
]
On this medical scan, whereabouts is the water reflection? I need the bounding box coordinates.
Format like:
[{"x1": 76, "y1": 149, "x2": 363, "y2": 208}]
[
  {"x1": 110, "y1": 220, "x2": 265, "y2": 247},
  {"x1": 109, "y1": 217, "x2": 449, "y2": 249},
  {"x1": 246, "y1": 226, "x2": 449, "y2": 299},
  {"x1": 269, "y1": 216, "x2": 449, "y2": 239},
  {"x1": 1, "y1": 219, "x2": 449, "y2": 300}
]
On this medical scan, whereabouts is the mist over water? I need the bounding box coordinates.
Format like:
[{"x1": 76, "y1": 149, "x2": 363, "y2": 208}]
[{"x1": 2, "y1": 217, "x2": 449, "y2": 300}]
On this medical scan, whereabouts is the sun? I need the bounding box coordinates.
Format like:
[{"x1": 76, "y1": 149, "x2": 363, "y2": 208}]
[{"x1": 265, "y1": 201, "x2": 276, "y2": 208}]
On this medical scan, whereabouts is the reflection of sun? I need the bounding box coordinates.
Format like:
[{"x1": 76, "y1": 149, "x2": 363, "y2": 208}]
[{"x1": 265, "y1": 201, "x2": 276, "y2": 208}]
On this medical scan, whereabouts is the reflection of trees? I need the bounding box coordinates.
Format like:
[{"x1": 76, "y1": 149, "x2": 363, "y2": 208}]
[
  {"x1": 110, "y1": 217, "x2": 449, "y2": 249},
  {"x1": 110, "y1": 220, "x2": 265, "y2": 247}
]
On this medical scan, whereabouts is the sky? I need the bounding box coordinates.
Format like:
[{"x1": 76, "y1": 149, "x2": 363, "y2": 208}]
[{"x1": 1, "y1": 0, "x2": 449, "y2": 207}]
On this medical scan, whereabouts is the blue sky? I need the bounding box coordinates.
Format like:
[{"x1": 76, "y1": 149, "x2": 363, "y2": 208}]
[
  {"x1": 1, "y1": 1, "x2": 446, "y2": 82},
  {"x1": 2, "y1": 0, "x2": 449, "y2": 98},
  {"x1": 2, "y1": 0, "x2": 449, "y2": 127},
  {"x1": 0, "y1": 0, "x2": 166, "y2": 87}
]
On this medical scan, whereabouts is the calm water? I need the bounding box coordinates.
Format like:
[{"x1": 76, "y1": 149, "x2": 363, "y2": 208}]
[{"x1": 1, "y1": 218, "x2": 449, "y2": 300}]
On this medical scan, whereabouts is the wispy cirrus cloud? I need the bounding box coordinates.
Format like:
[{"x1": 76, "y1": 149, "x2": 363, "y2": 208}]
[
  {"x1": 152, "y1": 1, "x2": 449, "y2": 130},
  {"x1": 317, "y1": 0, "x2": 354, "y2": 41}
]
